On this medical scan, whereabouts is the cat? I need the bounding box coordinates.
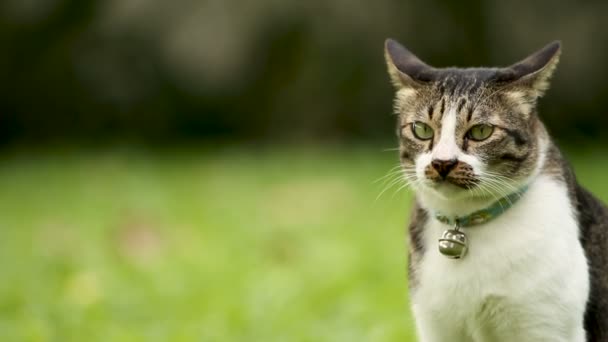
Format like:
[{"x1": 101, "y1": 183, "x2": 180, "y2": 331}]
[{"x1": 384, "y1": 39, "x2": 608, "y2": 341}]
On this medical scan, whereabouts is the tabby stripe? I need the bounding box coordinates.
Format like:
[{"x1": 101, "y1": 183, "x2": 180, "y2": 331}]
[
  {"x1": 467, "y1": 107, "x2": 474, "y2": 122},
  {"x1": 457, "y1": 98, "x2": 467, "y2": 113},
  {"x1": 500, "y1": 152, "x2": 530, "y2": 163},
  {"x1": 503, "y1": 128, "x2": 528, "y2": 146}
]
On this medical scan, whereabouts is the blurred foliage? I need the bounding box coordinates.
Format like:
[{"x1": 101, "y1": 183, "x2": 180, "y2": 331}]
[{"x1": 1, "y1": 0, "x2": 608, "y2": 145}]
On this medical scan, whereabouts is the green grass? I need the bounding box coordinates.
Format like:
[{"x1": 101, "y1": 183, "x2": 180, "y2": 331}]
[{"x1": 0, "y1": 145, "x2": 606, "y2": 342}]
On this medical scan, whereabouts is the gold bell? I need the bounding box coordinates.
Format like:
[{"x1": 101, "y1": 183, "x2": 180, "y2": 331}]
[{"x1": 438, "y1": 228, "x2": 468, "y2": 259}]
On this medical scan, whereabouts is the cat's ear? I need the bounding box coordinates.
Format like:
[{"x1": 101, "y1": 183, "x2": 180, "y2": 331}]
[
  {"x1": 384, "y1": 39, "x2": 436, "y2": 89},
  {"x1": 495, "y1": 41, "x2": 562, "y2": 98}
]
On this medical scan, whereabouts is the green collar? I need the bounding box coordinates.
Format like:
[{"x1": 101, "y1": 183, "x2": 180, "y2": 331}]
[{"x1": 434, "y1": 187, "x2": 528, "y2": 228}]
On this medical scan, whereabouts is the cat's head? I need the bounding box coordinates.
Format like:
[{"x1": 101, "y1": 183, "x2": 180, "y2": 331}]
[{"x1": 385, "y1": 39, "x2": 560, "y2": 210}]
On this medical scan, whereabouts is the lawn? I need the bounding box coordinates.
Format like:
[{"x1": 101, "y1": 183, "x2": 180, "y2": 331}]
[{"x1": 0, "y1": 145, "x2": 605, "y2": 342}]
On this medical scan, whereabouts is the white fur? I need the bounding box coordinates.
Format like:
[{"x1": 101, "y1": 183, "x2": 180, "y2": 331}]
[
  {"x1": 433, "y1": 108, "x2": 460, "y2": 161},
  {"x1": 410, "y1": 128, "x2": 589, "y2": 341}
]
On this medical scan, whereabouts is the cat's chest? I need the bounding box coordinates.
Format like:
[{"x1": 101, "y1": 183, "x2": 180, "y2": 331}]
[{"x1": 410, "y1": 176, "x2": 588, "y2": 330}]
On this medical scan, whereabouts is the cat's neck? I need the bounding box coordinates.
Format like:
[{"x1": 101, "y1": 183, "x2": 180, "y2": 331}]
[{"x1": 416, "y1": 190, "x2": 503, "y2": 218}]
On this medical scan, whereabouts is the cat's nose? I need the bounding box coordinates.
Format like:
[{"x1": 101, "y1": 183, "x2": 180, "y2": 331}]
[{"x1": 431, "y1": 159, "x2": 458, "y2": 179}]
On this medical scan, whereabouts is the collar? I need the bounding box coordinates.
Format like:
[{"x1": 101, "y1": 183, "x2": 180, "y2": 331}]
[{"x1": 434, "y1": 186, "x2": 528, "y2": 228}]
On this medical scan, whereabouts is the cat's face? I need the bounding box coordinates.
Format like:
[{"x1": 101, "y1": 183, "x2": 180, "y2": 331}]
[{"x1": 385, "y1": 40, "x2": 561, "y2": 201}]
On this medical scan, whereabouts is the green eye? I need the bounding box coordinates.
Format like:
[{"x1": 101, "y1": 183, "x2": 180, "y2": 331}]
[
  {"x1": 467, "y1": 124, "x2": 494, "y2": 141},
  {"x1": 411, "y1": 122, "x2": 434, "y2": 140}
]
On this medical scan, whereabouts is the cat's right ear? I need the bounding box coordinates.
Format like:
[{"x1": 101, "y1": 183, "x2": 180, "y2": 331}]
[
  {"x1": 494, "y1": 41, "x2": 562, "y2": 98},
  {"x1": 384, "y1": 39, "x2": 435, "y2": 89}
]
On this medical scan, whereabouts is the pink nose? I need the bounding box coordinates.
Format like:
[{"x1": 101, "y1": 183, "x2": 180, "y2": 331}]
[{"x1": 431, "y1": 159, "x2": 458, "y2": 179}]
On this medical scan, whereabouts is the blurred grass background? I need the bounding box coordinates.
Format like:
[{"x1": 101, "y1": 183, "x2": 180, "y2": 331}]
[
  {"x1": 0, "y1": 146, "x2": 418, "y2": 341},
  {"x1": 1, "y1": 0, "x2": 608, "y2": 341}
]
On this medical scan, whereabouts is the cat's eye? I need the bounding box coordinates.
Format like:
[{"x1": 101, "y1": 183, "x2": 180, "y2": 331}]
[
  {"x1": 411, "y1": 122, "x2": 434, "y2": 140},
  {"x1": 467, "y1": 124, "x2": 494, "y2": 141}
]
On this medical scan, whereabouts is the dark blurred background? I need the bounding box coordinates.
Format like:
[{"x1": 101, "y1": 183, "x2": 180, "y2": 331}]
[{"x1": 2, "y1": 0, "x2": 608, "y2": 146}]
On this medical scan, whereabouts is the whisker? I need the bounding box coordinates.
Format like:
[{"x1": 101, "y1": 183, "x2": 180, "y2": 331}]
[
  {"x1": 376, "y1": 174, "x2": 410, "y2": 201},
  {"x1": 373, "y1": 169, "x2": 404, "y2": 185},
  {"x1": 382, "y1": 147, "x2": 401, "y2": 152}
]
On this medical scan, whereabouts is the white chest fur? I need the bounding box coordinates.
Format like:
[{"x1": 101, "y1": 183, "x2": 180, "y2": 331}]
[{"x1": 411, "y1": 175, "x2": 589, "y2": 342}]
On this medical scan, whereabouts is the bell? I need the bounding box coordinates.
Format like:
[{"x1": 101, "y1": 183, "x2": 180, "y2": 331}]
[{"x1": 438, "y1": 229, "x2": 468, "y2": 259}]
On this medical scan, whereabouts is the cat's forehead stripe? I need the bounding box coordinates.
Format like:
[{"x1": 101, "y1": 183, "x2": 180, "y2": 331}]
[
  {"x1": 457, "y1": 98, "x2": 467, "y2": 113},
  {"x1": 434, "y1": 72, "x2": 487, "y2": 100},
  {"x1": 467, "y1": 106, "x2": 474, "y2": 122}
]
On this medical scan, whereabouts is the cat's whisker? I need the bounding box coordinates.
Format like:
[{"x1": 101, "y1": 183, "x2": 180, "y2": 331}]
[
  {"x1": 392, "y1": 181, "x2": 414, "y2": 199},
  {"x1": 477, "y1": 182, "x2": 505, "y2": 210},
  {"x1": 382, "y1": 147, "x2": 401, "y2": 152},
  {"x1": 373, "y1": 168, "x2": 405, "y2": 185},
  {"x1": 477, "y1": 175, "x2": 514, "y2": 201},
  {"x1": 479, "y1": 177, "x2": 519, "y2": 208},
  {"x1": 483, "y1": 177, "x2": 520, "y2": 197},
  {"x1": 375, "y1": 172, "x2": 416, "y2": 201},
  {"x1": 373, "y1": 164, "x2": 413, "y2": 186},
  {"x1": 479, "y1": 172, "x2": 521, "y2": 193},
  {"x1": 377, "y1": 175, "x2": 405, "y2": 197},
  {"x1": 468, "y1": 183, "x2": 486, "y2": 202}
]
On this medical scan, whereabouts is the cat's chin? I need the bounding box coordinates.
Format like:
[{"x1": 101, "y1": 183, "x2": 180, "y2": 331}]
[
  {"x1": 424, "y1": 181, "x2": 478, "y2": 199},
  {"x1": 416, "y1": 184, "x2": 495, "y2": 217},
  {"x1": 416, "y1": 180, "x2": 504, "y2": 216}
]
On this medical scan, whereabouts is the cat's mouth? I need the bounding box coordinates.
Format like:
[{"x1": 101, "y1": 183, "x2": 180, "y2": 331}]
[{"x1": 429, "y1": 177, "x2": 480, "y2": 190}]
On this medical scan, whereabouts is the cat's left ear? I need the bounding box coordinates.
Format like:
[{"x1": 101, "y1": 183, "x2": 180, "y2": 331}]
[
  {"x1": 384, "y1": 38, "x2": 437, "y2": 89},
  {"x1": 495, "y1": 41, "x2": 562, "y2": 98}
]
